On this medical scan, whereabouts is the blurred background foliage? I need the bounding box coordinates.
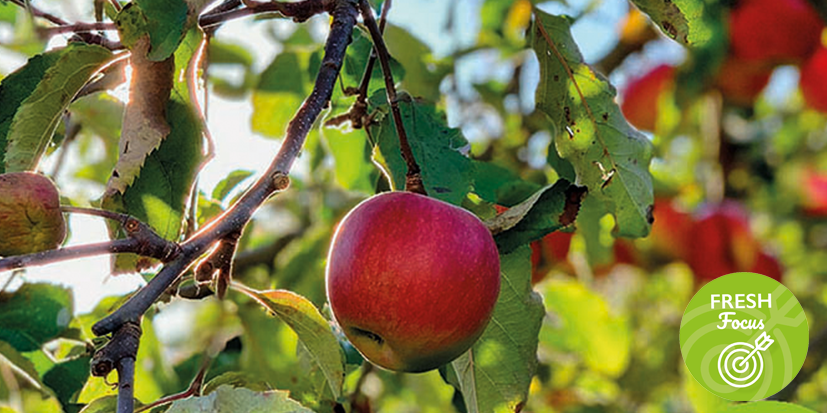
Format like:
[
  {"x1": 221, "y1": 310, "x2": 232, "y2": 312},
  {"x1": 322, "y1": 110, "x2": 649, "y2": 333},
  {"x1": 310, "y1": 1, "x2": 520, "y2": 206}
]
[{"x1": 1, "y1": 0, "x2": 827, "y2": 412}]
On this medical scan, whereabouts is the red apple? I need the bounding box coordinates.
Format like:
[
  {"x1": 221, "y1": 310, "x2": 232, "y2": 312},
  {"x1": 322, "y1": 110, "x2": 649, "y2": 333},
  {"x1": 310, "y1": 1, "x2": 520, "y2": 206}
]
[
  {"x1": 729, "y1": 0, "x2": 823, "y2": 63},
  {"x1": 749, "y1": 251, "x2": 783, "y2": 282},
  {"x1": 531, "y1": 231, "x2": 573, "y2": 284},
  {"x1": 620, "y1": 64, "x2": 675, "y2": 132},
  {"x1": 0, "y1": 172, "x2": 66, "y2": 257},
  {"x1": 688, "y1": 202, "x2": 760, "y2": 282},
  {"x1": 326, "y1": 192, "x2": 501, "y2": 372},
  {"x1": 800, "y1": 46, "x2": 827, "y2": 113},
  {"x1": 714, "y1": 57, "x2": 773, "y2": 106},
  {"x1": 801, "y1": 168, "x2": 827, "y2": 215},
  {"x1": 647, "y1": 197, "x2": 694, "y2": 262}
]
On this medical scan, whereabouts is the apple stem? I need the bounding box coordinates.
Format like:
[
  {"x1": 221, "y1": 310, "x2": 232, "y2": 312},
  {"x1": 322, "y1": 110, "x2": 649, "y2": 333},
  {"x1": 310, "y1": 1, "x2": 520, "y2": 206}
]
[{"x1": 358, "y1": 0, "x2": 427, "y2": 195}]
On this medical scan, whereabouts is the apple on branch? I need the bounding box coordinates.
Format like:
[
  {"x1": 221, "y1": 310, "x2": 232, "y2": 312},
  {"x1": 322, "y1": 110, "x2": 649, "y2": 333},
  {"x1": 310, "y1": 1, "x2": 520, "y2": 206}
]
[
  {"x1": 326, "y1": 192, "x2": 501, "y2": 372},
  {"x1": 0, "y1": 172, "x2": 66, "y2": 257}
]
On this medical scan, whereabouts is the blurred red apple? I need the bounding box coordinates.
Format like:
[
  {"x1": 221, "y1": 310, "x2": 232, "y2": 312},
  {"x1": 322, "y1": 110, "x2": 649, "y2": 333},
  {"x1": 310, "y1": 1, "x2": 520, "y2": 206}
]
[
  {"x1": 326, "y1": 192, "x2": 501, "y2": 372},
  {"x1": 647, "y1": 197, "x2": 693, "y2": 262},
  {"x1": 620, "y1": 64, "x2": 675, "y2": 132},
  {"x1": 531, "y1": 231, "x2": 573, "y2": 284},
  {"x1": 749, "y1": 251, "x2": 783, "y2": 282},
  {"x1": 800, "y1": 168, "x2": 827, "y2": 215},
  {"x1": 729, "y1": 0, "x2": 823, "y2": 63},
  {"x1": 688, "y1": 202, "x2": 761, "y2": 282},
  {"x1": 714, "y1": 57, "x2": 773, "y2": 106},
  {"x1": 800, "y1": 46, "x2": 827, "y2": 113}
]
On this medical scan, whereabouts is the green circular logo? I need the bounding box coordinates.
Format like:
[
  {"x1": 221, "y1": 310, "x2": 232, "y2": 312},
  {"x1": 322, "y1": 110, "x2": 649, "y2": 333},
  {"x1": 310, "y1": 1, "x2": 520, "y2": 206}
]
[{"x1": 679, "y1": 272, "x2": 809, "y2": 401}]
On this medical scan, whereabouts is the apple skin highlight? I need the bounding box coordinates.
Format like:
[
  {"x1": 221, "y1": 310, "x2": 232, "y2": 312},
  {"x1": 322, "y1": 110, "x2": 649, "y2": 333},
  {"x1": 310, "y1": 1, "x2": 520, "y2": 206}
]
[{"x1": 326, "y1": 191, "x2": 501, "y2": 372}]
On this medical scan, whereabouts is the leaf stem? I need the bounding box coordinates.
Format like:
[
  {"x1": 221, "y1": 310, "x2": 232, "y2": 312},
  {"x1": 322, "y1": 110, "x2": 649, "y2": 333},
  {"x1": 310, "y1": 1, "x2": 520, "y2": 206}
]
[{"x1": 357, "y1": 0, "x2": 425, "y2": 195}]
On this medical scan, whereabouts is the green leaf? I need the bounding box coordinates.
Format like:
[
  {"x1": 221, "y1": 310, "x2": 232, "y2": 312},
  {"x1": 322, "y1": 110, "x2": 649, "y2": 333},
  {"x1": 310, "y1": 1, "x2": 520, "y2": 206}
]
[
  {"x1": 629, "y1": 0, "x2": 715, "y2": 46},
  {"x1": 367, "y1": 92, "x2": 473, "y2": 205},
  {"x1": 321, "y1": 125, "x2": 375, "y2": 193},
  {"x1": 167, "y1": 384, "x2": 313, "y2": 413},
  {"x1": 383, "y1": 24, "x2": 440, "y2": 101},
  {"x1": 0, "y1": 340, "x2": 47, "y2": 390},
  {"x1": 488, "y1": 180, "x2": 585, "y2": 254},
  {"x1": 208, "y1": 40, "x2": 254, "y2": 67},
  {"x1": 471, "y1": 161, "x2": 541, "y2": 206},
  {"x1": 721, "y1": 402, "x2": 818, "y2": 413},
  {"x1": 0, "y1": 1, "x2": 16, "y2": 24},
  {"x1": 0, "y1": 283, "x2": 73, "y2": 352},
  {"x1": 202, "y1": 372, "x2": 271, "y2": 395},
  {"x1": 3, "y1": 43, "x2": 111, "y2": 172},
  {"x1": 116, "y1": 0, "x2": 189, "y2": 61},
  {"x1": 542, "y1": 278, "x2": 630, "y2": 377},
  {"x1": 212, "y1": 169, "x2": 254, "y2": 202},
  {"x1": 42, "y1": 356, "x2": 91, "y2": 408},
  {"x1": 102, "y1": 93, "x2": 203, "y2": 272},
  {"x1": 575, "y1": 194, "x2": 614, "y2": 267},
  {"x1": 531, "y1": 10, "x2": 654, "y2": 238},
  {"x1": 447, "y1": 246, "x2": 544, "y2": 413},
  {"x1": 0, "y1": 52, "x2": 61, "y2": 174},
  {"x1": 237, "y1": 287, "x2": 345, "y2": 399},
  {"x1": 340, "y1": 27, "x2": 405, "y2": 95},
  {"x1": 251, "y1": 52, "x2": 308, "y2": 139}
]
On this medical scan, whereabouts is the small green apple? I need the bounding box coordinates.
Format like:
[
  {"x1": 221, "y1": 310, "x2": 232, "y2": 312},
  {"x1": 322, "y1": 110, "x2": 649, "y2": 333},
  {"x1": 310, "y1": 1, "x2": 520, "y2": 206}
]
[
  {"x1": 326, "y1": 191, "x2": 500, "y2": 373},
  {"x1": 0, "y1": 172, "x2": 66, "y2": 256}
]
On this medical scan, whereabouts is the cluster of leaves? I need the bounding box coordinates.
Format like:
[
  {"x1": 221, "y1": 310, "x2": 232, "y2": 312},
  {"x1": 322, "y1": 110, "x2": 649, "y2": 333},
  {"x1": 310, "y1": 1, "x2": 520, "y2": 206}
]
[{"x1": 0, "y1": 0, "x2": 826, "y2": 412}]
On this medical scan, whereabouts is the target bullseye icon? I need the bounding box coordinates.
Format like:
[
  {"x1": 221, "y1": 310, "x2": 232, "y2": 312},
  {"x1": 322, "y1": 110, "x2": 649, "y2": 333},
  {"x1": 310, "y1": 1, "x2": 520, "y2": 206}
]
[{"x1": 718, "y1": 332, "x2": 775, "y2": 388}]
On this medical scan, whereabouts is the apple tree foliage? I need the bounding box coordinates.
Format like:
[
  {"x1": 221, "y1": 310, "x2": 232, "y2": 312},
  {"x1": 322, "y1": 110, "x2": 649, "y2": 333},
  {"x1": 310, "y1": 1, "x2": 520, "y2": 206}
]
[{"x1": 0, "y1": 0, "x2": 826, "y2": 412}]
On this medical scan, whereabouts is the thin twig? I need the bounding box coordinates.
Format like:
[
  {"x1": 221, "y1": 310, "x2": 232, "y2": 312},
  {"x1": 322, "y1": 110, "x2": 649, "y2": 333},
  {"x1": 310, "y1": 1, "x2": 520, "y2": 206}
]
[
  {"x1": 8, "y1": 0, "x2": 121, "y2": 49},
  {"x1": 357, "y1": 0, "x2": 425, "y2": 194},
  {"x1": 39, "y1": 21, "x2": 117, "y2": 36},
  {"x1": 135, "y1": 355, "x2": 211, "y2": 412},
  {"x1": 199, "y1": 0, "x2": 333, "y2": 28},
  {"x1": 91, "y1": 0, "x2": 356, "y2": 338},
  {"x1": 9, "y1": 0, "x2": 66, "y2": 25},
  {"x1": 327, "y1": 0, "x2": 391, "y2": 129}
]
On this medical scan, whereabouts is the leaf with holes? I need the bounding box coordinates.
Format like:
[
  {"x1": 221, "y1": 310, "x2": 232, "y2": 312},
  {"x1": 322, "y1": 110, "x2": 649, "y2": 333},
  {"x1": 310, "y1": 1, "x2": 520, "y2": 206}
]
[
  {"x1": 630, "y1": 0, "x2": 715, "y2": 46},
  {"x1": 531, "y1": 11, "x2": 654, "y2": 238},
  {"x1": 446, "y1": 246, "x2": 544, "y2": 413},
  {"x1": 1, "y1": 43, "x2": 111, "y2": 173}
]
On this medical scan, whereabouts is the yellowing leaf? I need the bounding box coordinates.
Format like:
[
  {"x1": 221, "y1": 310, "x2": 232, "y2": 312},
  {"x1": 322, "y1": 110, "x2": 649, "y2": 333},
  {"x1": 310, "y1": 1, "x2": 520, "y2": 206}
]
[
  {"x1": 542, "y1": 279, "x2": 631, "y2": 377},
  {"x1": 236, "y1": 286, "x2": 345, "y2": 399}
]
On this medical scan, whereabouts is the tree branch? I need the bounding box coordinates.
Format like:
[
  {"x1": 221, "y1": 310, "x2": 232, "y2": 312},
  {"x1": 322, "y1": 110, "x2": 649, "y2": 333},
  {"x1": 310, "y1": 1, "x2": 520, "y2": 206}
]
[
  {"x1": 89, "y1": 322, "x2": 141, "y2": 413},
  {"x1": 0, "y1": 207, "x2": 179, "y2": 273},
  {"x1": 357, "y1": 0, "x2": 424, "y2": 194},
  {"x1": 91, "y1": 0, "x2": 358, "y2": 338},
  {"x1": 8, "y1": 0, "x2": 121, "y2": 49},
  {"x1": 198, "y1": 0, "x2": 334, "y2": 28},
  {"x1": 39, "y1": 22, "x2": 117, "y2": 36}
]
